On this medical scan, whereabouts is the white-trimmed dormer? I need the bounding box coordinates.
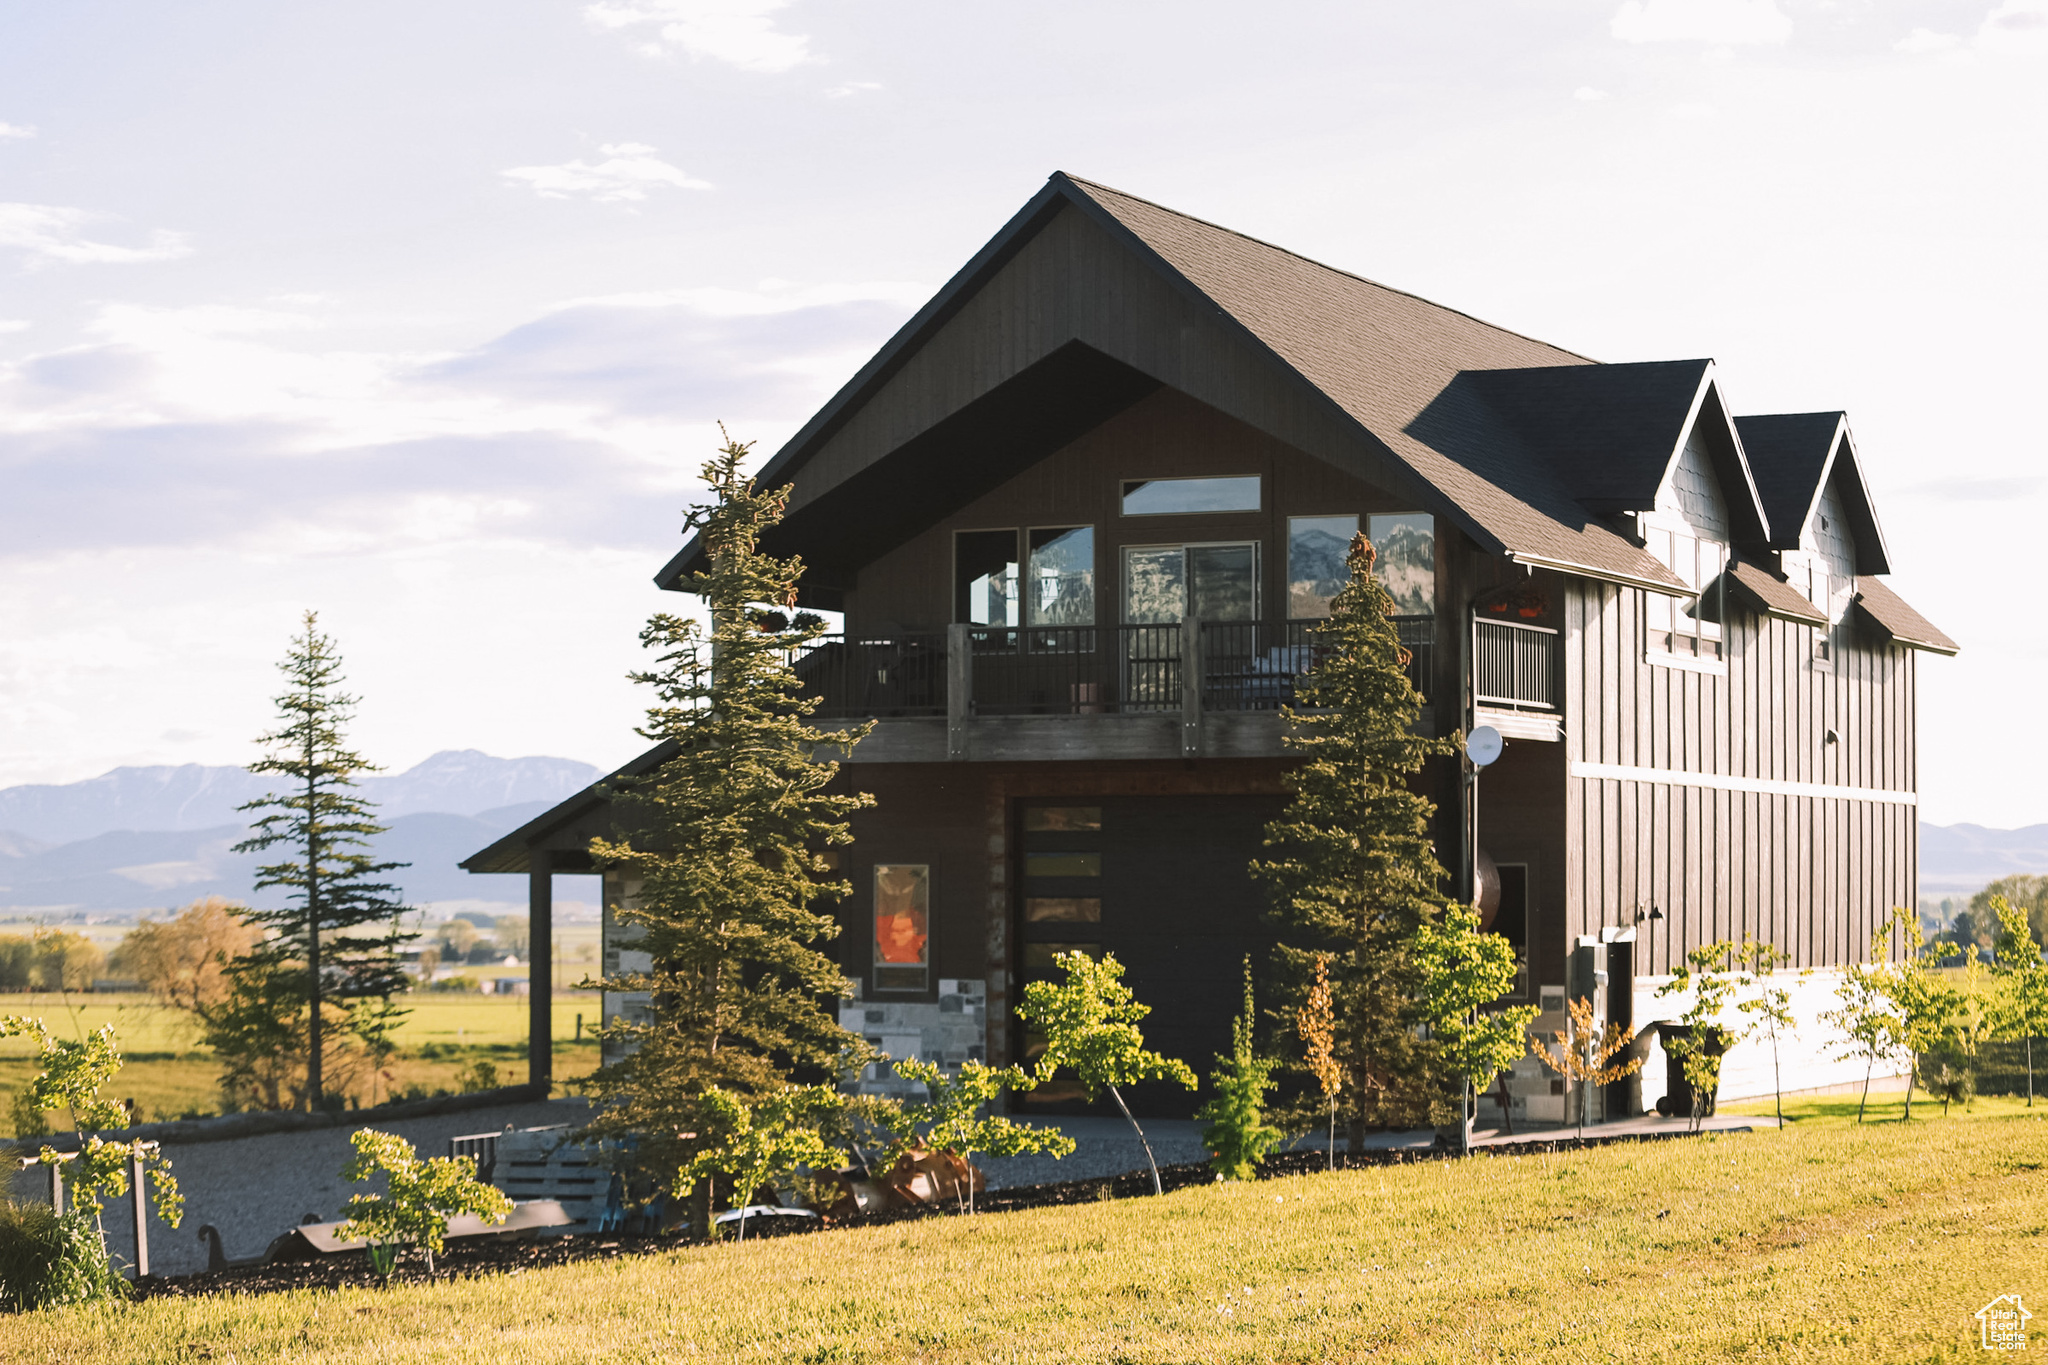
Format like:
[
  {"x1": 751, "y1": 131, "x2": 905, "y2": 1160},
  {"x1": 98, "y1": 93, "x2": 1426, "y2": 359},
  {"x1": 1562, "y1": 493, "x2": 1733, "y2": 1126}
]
[{"x1": 1642, "y1": 428, "x2": 1732, "y2": 667}]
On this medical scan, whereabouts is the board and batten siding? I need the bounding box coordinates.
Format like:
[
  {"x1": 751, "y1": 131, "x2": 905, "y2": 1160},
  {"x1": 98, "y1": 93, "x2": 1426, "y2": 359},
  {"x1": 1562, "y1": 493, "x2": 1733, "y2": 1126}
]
[{"x1": 1563, "y1": 578, "x2": 1916, "y2": 974}]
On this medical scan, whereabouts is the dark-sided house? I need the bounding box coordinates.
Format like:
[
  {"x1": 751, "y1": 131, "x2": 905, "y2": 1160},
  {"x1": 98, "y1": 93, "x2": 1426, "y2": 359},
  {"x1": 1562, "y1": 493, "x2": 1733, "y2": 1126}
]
[{"x1": 466, "y1": 173, "x2": 1956, "y2": 1123}]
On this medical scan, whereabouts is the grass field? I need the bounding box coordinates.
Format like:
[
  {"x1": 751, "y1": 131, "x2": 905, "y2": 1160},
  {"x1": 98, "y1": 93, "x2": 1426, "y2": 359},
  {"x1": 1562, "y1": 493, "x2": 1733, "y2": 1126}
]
[
  {"x1": 0, "y1": 993, "x2": 604, "y2": 1128},
  {"x1": 9, "y1": 1099, "x2": 2044, "y2": 1362}
]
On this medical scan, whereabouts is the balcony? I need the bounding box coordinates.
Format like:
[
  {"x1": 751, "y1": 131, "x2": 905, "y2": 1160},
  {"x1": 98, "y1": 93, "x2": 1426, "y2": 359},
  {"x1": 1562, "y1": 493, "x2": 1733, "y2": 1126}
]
[
  {"x1": 1472, "y1": 616, "x2": 1560, "y2": 742},
  {"x1": 789, "y1": 617, "x2": 1436, "y2": 762}
]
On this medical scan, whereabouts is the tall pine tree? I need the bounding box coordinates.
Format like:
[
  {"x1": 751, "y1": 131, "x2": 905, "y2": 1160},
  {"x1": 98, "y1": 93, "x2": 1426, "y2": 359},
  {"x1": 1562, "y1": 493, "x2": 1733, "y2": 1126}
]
[
  {"x1": 1253, "y1": 535, "x2": 1455, "y2": 1134},
  {"x1": 226, "y1": 612, "x2": 412, "y2": 1111},
  {"x1": 582, "y1": 434, "x2": 873, "y2": 1195}
]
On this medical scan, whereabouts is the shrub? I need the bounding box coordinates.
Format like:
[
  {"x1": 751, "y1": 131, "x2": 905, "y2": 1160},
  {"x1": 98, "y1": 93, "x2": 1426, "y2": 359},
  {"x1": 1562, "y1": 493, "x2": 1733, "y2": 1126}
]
[
  {"x1": 0, "y1": 1202, "x2": 124, "y2": 1312},
  {"x1": 338, "y1": 1129, "x2": 513, "y2": 1275},
  {"x1": 456, "y1": 1061, "x2": 501, "y2": 1094},
  {"x1": 1197, "y1": 960, "x2": 1283, "y2": 1181}
]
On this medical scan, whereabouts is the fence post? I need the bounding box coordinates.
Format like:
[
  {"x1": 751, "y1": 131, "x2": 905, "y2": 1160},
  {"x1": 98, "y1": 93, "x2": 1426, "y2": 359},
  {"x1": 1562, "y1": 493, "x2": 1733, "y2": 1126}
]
[
  {"x1": 1180, "y1": 616, "x2": 1202, "y2": 758},
  {"x1": 48, "y1": 1159, "x2": 63, "y2": 1216},
  {"x1": 947, "y1": 623, "x2": 971, "y2": 761},
  {"x1": 130, "y1": 1150, "x2": 149, "y2": 1278}
]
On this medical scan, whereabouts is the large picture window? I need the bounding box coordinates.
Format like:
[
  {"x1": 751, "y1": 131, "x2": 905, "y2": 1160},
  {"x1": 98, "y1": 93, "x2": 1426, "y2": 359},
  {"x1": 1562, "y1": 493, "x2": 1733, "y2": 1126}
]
[
  {"x1": 1026, "y1": 526, "x2": 1095, "y2": 626},
  {"x1": 1287, "y1": 515, "x2": 1356, "y2": 618},
  {"x1": 872, "y1": 864, "x2": 930, "y2": 992}
]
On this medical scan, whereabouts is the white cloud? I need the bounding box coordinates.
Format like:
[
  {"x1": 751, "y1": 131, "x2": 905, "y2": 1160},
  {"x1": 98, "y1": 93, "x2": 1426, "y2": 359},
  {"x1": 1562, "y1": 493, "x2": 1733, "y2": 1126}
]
[
  {"x1": 0, "y1": 319, "x2": 29, "y2": 333},
  {"x1": 584, "y1": 0, "x2": 813, "y2": 73},
  {"x1": 0, "y1": 204, "x2": 192, "y2": 267},
  {"x1": 1894, "y1": 28, "x2": 1962, "y2": 54},
  {"x1": 501, "y1": 143, "x2": 712, "y2": 203},
  {"x1": 826, "y1": 81, "x2": 882, "y2": 98},
  {"x1": 1611, "y1": 0, "x2": 1791, "y2": 44},
  {"x1": 1573, "y1": 86, "x2": 1612, "y2": 101},
  {"x1": 1977, "y1": 0, "x2": 2048, "y2": 50},
  {"x1": 0, "y1": 123, "x2": 35, "y2": 140}
]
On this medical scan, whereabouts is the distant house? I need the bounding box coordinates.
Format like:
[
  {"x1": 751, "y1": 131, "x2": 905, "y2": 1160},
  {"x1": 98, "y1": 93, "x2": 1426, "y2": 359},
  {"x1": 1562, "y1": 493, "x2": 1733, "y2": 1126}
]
[{"x1": 467, "y1": 173, "x2": 1954, "y2": 1121}]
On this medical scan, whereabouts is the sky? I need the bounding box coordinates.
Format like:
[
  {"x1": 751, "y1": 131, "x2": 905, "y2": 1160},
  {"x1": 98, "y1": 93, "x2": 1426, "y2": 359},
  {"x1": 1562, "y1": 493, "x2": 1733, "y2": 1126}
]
[{"x1": 0, "y1": 0, "x2": 2042, "y2": 826}]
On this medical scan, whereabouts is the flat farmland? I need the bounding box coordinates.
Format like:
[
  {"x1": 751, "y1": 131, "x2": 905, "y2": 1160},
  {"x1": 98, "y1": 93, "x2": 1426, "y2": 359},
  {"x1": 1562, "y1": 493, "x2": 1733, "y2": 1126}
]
[{"x1": 0, "y1": 992, "x2": 604, "y2": 1129}]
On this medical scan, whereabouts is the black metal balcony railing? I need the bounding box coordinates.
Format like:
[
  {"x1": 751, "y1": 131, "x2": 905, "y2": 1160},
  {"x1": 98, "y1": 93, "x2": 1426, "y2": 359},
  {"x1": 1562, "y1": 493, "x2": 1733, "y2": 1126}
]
[
  {"x1": 1473, "y1": 617, "x2": 1557, "y2": 710},
  {"x1": 792, "y1": 617, "x2": 1436, "y2": 719},
  {"x1": 790, "y1": 633, "x2": 949, "y2": 719}
]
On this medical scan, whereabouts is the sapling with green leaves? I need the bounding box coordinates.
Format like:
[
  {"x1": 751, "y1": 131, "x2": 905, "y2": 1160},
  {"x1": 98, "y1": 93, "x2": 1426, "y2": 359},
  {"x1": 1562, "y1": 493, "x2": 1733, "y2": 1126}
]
[
  {"x1": 1019, "y1": 950, "x2": 1196, "y2": 1196},
  {"x1": 1657, "y1": 941, "x2": 1752, "y2": 1132},
  {"x1": 1988, "y1": 895, "x2": 2048, "y2": 1106},
  {"x1": 1197, "y1": 960, "x2": 1284, "y2": 1181},
  {"x1": 1866, "y1": 907, "x2": 1971, "y2": 1121},
  {"x1": 1296, "y1": 954, "x2": 1342, "y2": 1171},
  {"x1": 1733, "y1": 937, "x2": 1807, "y2": 1129},
  {"x1": 338, "y1": 1128, "x2": 513, "y2": 1274},
  {"x1": 1414, "y1": 902, "x2": 1539, "y2": 1153},
  {"x1": 1818, "y1": 961, "x2": 1909, "y2": 1122},
  {"x1": 1, "y1": 1015, "x2": 183, "y2": 1297},
  {"x1": 674, "y1": 1085, "x2": 845, "y2": 1240},
  {"x1": 883, "y1": 1058, "x2": 1075, "y2": 1212}
]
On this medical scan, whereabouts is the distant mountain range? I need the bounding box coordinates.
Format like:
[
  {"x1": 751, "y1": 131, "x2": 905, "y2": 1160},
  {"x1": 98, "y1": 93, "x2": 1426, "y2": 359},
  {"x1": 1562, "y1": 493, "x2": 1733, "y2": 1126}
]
[
  {"x1": 0, "y1": 752, "x2": 601, "y2": 919},
  {"x1": 1920, "y1": 823, "x2": 2048, "y2": 897},
  {"x1": 0, "y1": 750, "x2": 599, "y2": 845}
]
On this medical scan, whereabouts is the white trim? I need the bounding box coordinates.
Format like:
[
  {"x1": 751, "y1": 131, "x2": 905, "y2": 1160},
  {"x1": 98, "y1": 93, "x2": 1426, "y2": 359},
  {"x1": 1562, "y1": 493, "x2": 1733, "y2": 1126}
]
[
  {"x1": 1570, "y1": 761, "x2": 1916, "y2": 807},
  {"x1": 1644, "y1": 649, "x2": 1726, "y2": 677}
]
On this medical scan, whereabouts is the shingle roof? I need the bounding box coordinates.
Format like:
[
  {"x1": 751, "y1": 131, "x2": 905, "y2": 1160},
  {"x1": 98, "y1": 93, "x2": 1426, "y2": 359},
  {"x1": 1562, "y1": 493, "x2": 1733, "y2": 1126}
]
[
  {"x1": 1853, "y1": 577, "x2": 1959, "y2": 655},
  {"x1": 1734, "y1": 412, "x2": 1840, "y2": 546},
  {"x1": 1061, "y1": 175, "x2": 1699, "y2": 589},
  {"x1": 1726, "y1": 559, "x2": 1828, "y2": 625}
]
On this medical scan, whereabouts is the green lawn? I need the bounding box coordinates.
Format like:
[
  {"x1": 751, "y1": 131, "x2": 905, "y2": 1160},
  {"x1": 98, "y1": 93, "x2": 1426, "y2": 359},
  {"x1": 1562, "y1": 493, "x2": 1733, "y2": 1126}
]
[
  {"x1": 12, "y1": 1100, "x2": 2044, "y2": 1362},
  {"x1": 0, "y1": 993, "x2": 604, "y2": 1128}
]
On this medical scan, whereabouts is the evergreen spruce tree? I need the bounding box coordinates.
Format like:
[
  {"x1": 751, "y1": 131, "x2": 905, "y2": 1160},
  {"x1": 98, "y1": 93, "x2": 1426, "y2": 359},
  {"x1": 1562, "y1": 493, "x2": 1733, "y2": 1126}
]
[
  {"x1": 1253, "y1": 535, "x2": 1456, "y2": 1136},
  {"x1": 582, "y1": 433, "x2": 874, "y2": 1203},
  {"x1": 224, "y1": 612, "x2": 413, "y2": 1112}
]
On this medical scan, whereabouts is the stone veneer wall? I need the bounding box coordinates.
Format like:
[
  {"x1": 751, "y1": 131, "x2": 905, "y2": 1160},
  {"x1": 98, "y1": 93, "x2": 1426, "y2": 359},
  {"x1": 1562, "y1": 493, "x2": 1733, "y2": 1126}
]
[{"x1": 840, "y1": 978, "x2": 989, "y2": 1100}]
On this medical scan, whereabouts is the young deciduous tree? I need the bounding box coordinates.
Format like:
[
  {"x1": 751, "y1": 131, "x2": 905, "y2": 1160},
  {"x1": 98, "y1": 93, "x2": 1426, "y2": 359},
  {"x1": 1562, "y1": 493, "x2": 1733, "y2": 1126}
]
[
  {"x1": 582, "y1": 435, "x2": 873, "y2": 1203},
  {"x1": 1527, "y1": 998, "x2": 1642, "y2": 1139},
  {"x1": 226, "y1": 612, "x2": 413, "y2": 1111},
  {"x1": 1988, "y1": 895, "x2": 2048, "y2": 1107},
  {"x1": 338, "y1": 1128, "x2": 512, "y2": 1273},
  {"x1": 1733, "y1": 937, "x2": 1806, "y2": 1129},
  {"x1": 883, "y1": 1058, "x2": 1076, "y2": 1212},
  {"x1": 1296, "y1": 954, "x2": 1342, "y2": 1170},
  {"x1": 1197, "y1": 960, "x2": 1284, "y2": 1181},
  {"x1": 2, "y1": 1016, "x2": 183, "y2": 1295},
  {"x1": 1019, "y1": 950, "x2": 1196, "y2": 1196},
  {"x1": 1818, "y1": 961, "x2": 1909, "y2": 1122},
  {"x1": 1867, "y1": 907, "x2": 1973, "y2": 1122},
  {"x1": 1253, "y1": 535, "x2": 1457, "y2": 1136},
  {"x1": 675, "y1": 1085, "x2": 844, "y2": 1240},
  {"x1": 1414, "y1": 902, "x2": 1539, "y2": 1152}
]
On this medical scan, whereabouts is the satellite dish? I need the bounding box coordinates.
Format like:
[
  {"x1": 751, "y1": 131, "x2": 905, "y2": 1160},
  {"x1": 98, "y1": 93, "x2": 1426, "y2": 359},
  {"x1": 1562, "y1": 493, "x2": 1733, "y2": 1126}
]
[{"x1": 1466, "y1": 725, "x2": 1503, "y2": 768}]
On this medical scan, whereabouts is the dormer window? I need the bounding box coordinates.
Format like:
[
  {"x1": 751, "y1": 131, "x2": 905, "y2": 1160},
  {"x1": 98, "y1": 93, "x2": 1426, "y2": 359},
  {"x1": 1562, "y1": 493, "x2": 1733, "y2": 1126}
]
[
  {"x1": 1644, "y1": 432, "x2": 1729, "y2": 666},
  {"x1": 1801, "y1": 479, "x2": 1856, "y2": 663}
]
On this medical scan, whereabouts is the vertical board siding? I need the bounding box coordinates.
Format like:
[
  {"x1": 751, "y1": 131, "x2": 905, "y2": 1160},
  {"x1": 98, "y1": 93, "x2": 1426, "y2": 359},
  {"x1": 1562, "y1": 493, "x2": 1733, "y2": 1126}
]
[{"x1": 1565, "y1": 581, "x2": 1916, "y2": 973}]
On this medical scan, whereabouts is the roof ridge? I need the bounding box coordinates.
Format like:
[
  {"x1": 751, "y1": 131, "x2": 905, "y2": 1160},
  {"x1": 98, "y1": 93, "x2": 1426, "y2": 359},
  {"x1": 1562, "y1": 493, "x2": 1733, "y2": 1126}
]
[{"x1": 1057, "y1": 171, "x2": 1598, "y2": 366}]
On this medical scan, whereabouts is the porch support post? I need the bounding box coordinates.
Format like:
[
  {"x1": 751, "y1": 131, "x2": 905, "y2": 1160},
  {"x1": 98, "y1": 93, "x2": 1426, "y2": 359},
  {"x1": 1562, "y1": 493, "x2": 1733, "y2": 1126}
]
[
  {"x1": 529, "y1": 848, "x2": 553, "y2": 1096},
  {"x1": 1180, "y1": 615, "x2": 1203, "y2": 758},
  {"x1": 947, "y1": 623, "x2": 971, "y2": 760}
]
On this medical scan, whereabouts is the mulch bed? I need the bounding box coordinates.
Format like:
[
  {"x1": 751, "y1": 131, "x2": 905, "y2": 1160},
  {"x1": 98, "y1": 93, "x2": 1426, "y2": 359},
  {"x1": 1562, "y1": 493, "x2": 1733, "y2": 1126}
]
[{"x1": 133, "y1": 1125, "x2": 1730, "y2": 1301}]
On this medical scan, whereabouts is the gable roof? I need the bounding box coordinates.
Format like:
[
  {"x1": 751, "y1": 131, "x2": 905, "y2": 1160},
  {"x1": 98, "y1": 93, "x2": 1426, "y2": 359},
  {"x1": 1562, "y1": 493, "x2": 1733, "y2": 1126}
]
[
  {"x1": 1733, "y1": 412, "x2": 1891, "y2": 573},
  {"x1": 460, "y1": 740, "x2": 676, "y2": 875},
  {"x1": 655, "y1": 173, "x2": 1876, "y2": 602}
]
